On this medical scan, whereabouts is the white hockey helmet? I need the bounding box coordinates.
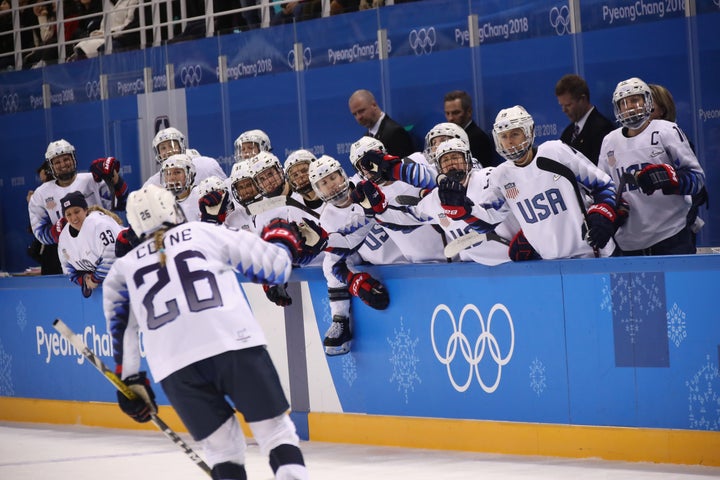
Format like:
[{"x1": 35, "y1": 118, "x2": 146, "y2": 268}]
[
  {"x1": 309, "y1": 155, "x2": 350, "y2": 206},
  {"x1": 349, "y1": 136, "x2": 386, "y2": 181},
  {"x1": 612, "y1": 77, "x2": 654, "y2": 129},
  {"x1": 126, "y1": 184, "x2": 186, "y2": 238},
  {"x1": 234, "y1": 129, "x2": 272, "y2": 162},
  {"x1": 492, "y1": 105, "x2": 535, "y2": 162},
  {"x1": 434, "y1": 138, "x2": 473, "y2": 179},
  {"x1": 424, "y1": 122, "x2": 469, "y2": 160},
  {"x1": 230, "y1": 161, "x2": 262, "y2": 205},
  {"x1": 161, "y1": 153, "x2": 196, "y2": 195},
  {"x1": 248, "y1": 151, "x2": 285, "y2": 196},
  {"x1": 284, "y1": 149, "x2": 317, "y2": 195},
  {"x1": 45, "y1": 139, "x2": 77, "y2": 181},
  {"x1": 152, "y1": 127, "x2": 186, "y2": 164}
]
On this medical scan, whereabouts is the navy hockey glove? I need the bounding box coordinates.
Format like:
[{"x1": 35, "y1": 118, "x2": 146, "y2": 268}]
[
  {"x1": 75, "y1": 272, "x2": 100, "y2": 298},
  {"x1": 50, "y1": 217, "x2": 67, "y2": 244},
  {"x1": 508, "y1": 230, "x2": 540, "y2": 261},
  {"x1": 349, "y1": 180, "x2": 388, "y2": 216},
  {"x1": 635, "y1": 164, "x2": 679, "y2": 195},
  {"x1": 90, "y1": 156, "x2": 120, "y2": 184},
  {"x1": 437, "y1": 174, "x2": 474, "y2": 221},
  {"x1": 199, "y1": 189, "x2": 229, "y2": 224},
  {"x1": 295, "y1": 218, "x2": 329, "y2": 266},
  {"x1": 263, "y1": 283, "x2": 292, "y2": 307},
  {"x1": 585, "y1": 203, "x2": 617, "y2": 249},
  {"x1": 117, "y1": 372, "x2": 157, "y2": 423},
  {"x1": 358, "y1": 150, "x2": 402, "y2": 182},
  {"x1": 115, "y1": 227, "x2": 139, "y2": 258},
  {"x1": 261, "y1": 218, "x2": 306, "y2": 266}
]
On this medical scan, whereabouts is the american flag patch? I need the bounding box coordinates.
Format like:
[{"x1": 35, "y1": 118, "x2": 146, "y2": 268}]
[
  {"x1": 439, "y1": 213, "x2": 450, "y2": 228},
  {"x1": 607, "y1": 150, "x2": 616, "y2": 167},
  {"x1": 45, "y1": 197, "x2": 56, "y2": 210},
  {"x1": 504, "y1": 182, "x2": 519, "y2": 199}
]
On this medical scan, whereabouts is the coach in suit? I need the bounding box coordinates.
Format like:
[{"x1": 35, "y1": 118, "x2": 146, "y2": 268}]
[
  {"x1": 555, "y1": 74, "x2": 615, "y2": 165},
  {"x1": 348, "y1": 89, "x2": 415, "y2": 158},
  {"x1": 443, "y1": 90, "x2": 499, "y2": 167}
]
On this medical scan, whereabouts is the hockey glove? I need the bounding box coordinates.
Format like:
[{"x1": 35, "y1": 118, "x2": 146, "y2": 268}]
[
  {"x1": 50, "y1": 217, "x2": 67, "y2": 244},
  {"x1": 295, "y1": 218, "x2": 329, "y2": 266},
  {"x1": 349, "y1": 180, "x2": 388, "y2": 217},
  {"x1": 90, "y1": 156, "x2": 120, "y2": 184},
  {"x1": 348, "y1": 272, "x2": 389, "y2": 310},
  {"x1": 261, "y1": 218, "x2": 306, "y2": 266},
  {"x1": 358, "y1": 150, "x2": 402, "y2": 182},
  {"x1": 585, "y1": 203, "x2": 617, "y2": 249},
  {"x1": 263, "y1": 283, "x2": 292, "y2": 307},
  {"x1": 199, "y1": 189, "x2": 230, "y2": 224},
  {"x1": 76, "y1": 272, "x2": 100, "y2": 298},
  {"x1": 635, "y1": 164, "x2": 679, "y2": 195},
  {"x1": 615, "y1": 198, "x2": 630, "y2": 229},
  {"x1": 117, "y1": 371, "x2": 157, "y2": 423},
  {"x1": 437, "y1": 175, "x2": 474, "y2": 221},
  {"x1": 508, "y1": 230, "x2": 541, "y2": 261},
  {"x1": 115, "y1": 227, "x2": 139, "y2": 258}
]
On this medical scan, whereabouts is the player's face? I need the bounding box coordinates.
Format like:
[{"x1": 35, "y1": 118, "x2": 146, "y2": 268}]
[
  {"x1": 497, "y1": 128, "x2": 527, "y2": 150},
  {"x1": 50, "y1": 154, "x2": 75, "y2": 177},
  {"x1": 438, "y1": 151, "x2": 468, "y2": 176},
  {"x1": 557, "y1": 93, "x2": 589, "y2": 123},
  {"x1": 444, "y1": 99, "x2": 471, "y2": 126},
  {"x1": 617, "y1": 94, "x2": 645, "y2": 115},
  {"x1": 254, "y1": 167, "x2": 284, "y2": 195},
  {"x1": 287, "y1": 162, "x2": 310, "y2": 191},
  {"x1": 157, "y1": 139, "x2": 183, "y2": 160},
  {"x1": 430, "y1": 135, "x2": 451, "y2": 156},
  {"x1": 164, "y1": 167, "x2": 187, "y2": 191},
  {"x1": 241, "y1": 142, "x2": 260, "y2": 160},
  {"x1": 64, "y1": 206, "x2": 88, "y2": 230},
  {"x1": 316, "y1": 171, "x2": 346, "y2": 198},
  {"x1": 234, "y1": 177, "x2": 259, "y2": 202}
]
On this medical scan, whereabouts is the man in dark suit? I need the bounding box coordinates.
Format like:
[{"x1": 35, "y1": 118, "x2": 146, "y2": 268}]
[
  {"x1": 443, "y1": 90, "x2": 499, "y2": 167},
  {"x1": 555, "y1": 74, "x2": 615, "y2": 165},
  {"x1": 348, "y1": 89, "x2": 415, "y2": 158}
]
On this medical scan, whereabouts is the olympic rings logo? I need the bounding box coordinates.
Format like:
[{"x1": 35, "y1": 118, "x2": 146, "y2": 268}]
[
  {"x1": 85, "y1": 80, "x2": 100, "y2": 100},
  {"x1": 430, "y1": 303, "x2": 515, "y2": 393},
  {"x1": 409, "y1": 27, "x2": 436, "y2": 55},
  {"x1": 288, "y1": 47, "x2": 312, "y2": 69},
  {"x1": 180, "y1": 65, "x2": 203, "y2": 87},
  {"x1": 549, "y1": 6, "x2": 571, "y2": 36},
  {"x1": 1, "y1": 93, "x2": 19, "y2": 113}
]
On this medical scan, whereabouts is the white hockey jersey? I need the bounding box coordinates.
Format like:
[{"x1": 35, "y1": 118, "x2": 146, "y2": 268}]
[
  {"x1": 598, "y1": 119, "x2": 705, "y2": 251},
  {"x1": 103, "y1": 221, "x2": 294, "y2": 382},
  {"x1": 29, "y1": 173, "x2": 113, "y2": 244},
  {"x1": 58, "y1": 210, "x2": 125, "y2": 283}
]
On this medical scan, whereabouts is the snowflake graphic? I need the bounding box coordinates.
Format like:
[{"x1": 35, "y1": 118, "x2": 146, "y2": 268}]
[
  {"x1": 318, "y1": 297, "x2": 332, "y2": 327},
  {"x1": 387, "y1": 318, "x2": 421, "y2": 404},
  {"x1": 608, "y1": 272, "x2": 664, "y2": 343},
  {"x1": 529, "y1": 358, "x2": 546, "y2": 396},
  {"x1": 600, "y1": 277, "x2": 612, "y2": 313},
  {"x1": 666, "y1": 303, "x2": 687, "y2": 348},
  {"x1": 686, "y1": 354, "x2": 720, "y2": 430},
  {"x1": 0, "y1": 339, "x2": 15, "y2": 396},
  {"x1": 341, "y1": 353, "x2": 357, "y2": 387},
  {"x1": 16, "y1": 301, "x2": 27, "y2": 332}
]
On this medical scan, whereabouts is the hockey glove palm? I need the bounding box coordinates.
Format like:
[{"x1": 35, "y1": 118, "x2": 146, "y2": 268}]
[
  {"x1": 117, "y1": 372, "x2": 157, "y2": 423},
  {"x1": 585, "y1": 203, "x2": 617, "y2": 249},
  {"x1": 50, "y1": 217, "x2": 67, "y2": 244},
  {"x1": 349, "y1": 180, "x2": 388, "y2": 216},
  {"x1": 296, "y1": 218, "x2": 329, "y2": 266},
  {"x1": 508, "y1": 230, "x2": 540, "y2": 261},
  {"x1": 261, "y1": 218, "x2": 306, "y2": 266},
  {"x1": 438, "y1": 175, "x2": 474, "y2": 221},
  {"x1": 635, "y1": 164, "x2": 679, "y2": 195},
  {"x1": 199, "y1": 190, "x2": 229, "y2": 224},
  {"x1": 263, "y1": 283, "x2": 292, "y2": 307},
  {"x1": 358, "y1": 150, "x2": 402, "y2": 182},
  {"x1": 76, "y1": 272, "x2": 100, "y2": 298}
]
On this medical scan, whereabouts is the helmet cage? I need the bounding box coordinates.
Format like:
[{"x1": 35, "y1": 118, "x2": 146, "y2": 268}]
[
  {"x1": 230, "y1": 161, "x2": 262, "y2": 206},
  {"x1": 349, "y1": 136, "x2": 386, "y2": 181},
  {"x1": 613, "y1": 77, "x2": 653, "y2": 129},
  {"x1": 234, "y1": 129, "x2": 272, "y2": 162},
  {"x1": 309, "y1": 155, "x2": 350, "y2": 206},
  {"x1": 152, "y1": 128, "x2": 186, "y2": 164},
  {"x1": 424, "y1": 123, "x2": 469, "y2": 160},
  {"x1": 492, "y1": 106, "x2": 535, "y2": 162},
  {"x1": 433, "y1": 138, "x2": 472, "y2": 178},
  {"x1": 249, "y1": 151, "x2": 285, "y2": 196},
  {"x1": 284, "y1": 150, "x2": 316, "y2": 195},
  {"x1": 45, "y1": 139, "x2": 77, "y2": 181},
  {"x1": 161, "y1": 153, "x2": 196, "y2": 196}
]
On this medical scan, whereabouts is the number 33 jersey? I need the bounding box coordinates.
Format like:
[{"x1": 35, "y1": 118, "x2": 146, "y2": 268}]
[{"x1": 103, "y1": 221, "x2": 293, "y2": 381}]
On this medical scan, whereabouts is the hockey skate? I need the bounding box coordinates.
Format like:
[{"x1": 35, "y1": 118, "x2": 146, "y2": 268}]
[{"x1": 323, "y1": 315, "x2": 352, "y2": 356}]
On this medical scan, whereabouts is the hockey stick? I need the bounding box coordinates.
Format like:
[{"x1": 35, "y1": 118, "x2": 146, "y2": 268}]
[
  {"x1": 395, "y1": 195, "x2": 421, "y2": 206},
  {"x1": 247, "y1": 195, "x2": 287, "y2": 215},
  {"x1": 52, "y1": 318, "x2": 212, "y2": 477},
  {"x1": 536, "y1": 156, "x2": 599, "y2": 258},
  {"x1": 443, "y1": 231, "x2": 510, "y2": 257}
]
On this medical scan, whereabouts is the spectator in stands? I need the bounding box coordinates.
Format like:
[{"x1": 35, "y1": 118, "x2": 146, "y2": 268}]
[
  {"x1": 443, "y1": 90, "x2": 498, "y2": 167},
  {"x1": 238, "y1": 0, "x2": 260, "y2": 30},
  {"x1": 270, "y1": 0, "x2": 304, "y2": 26},
  {"x1": 0, "y1": 0, "x2": 13, "y2": 70},
  {"x1": 348, "y1": 89, "x2": 415, "y2": 158},
  {"x1": 359, "y1": 0, "x2": 382, "y2": 9},
  {"x1": 69, "y1": 0, "x2": 139, "y2": 60},
  {"x1": 23, "y1": 0, "x2": 59, "y2": 69},
  {"x1": 330, "y1": 0, "x2": 359, "y2": 14},
  {"x1": 68, "y1": 0, "x2": 102, "y2": 43},
  {"x1": 555, "y1": 74, "x2": 615, "y2": 165}
]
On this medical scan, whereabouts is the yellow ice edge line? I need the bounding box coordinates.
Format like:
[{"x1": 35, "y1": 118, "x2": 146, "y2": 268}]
[
  {"x1": 2, "y1": 398, "x2": 718, "y2": 467},
  {"x1": 307, "y1": 412, "x2": 720, "y2": 467}
]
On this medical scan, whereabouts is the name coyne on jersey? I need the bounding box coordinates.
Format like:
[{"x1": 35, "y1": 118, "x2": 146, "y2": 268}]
[{"x1": 602, "y1": 0, "x2": 683, "y2": 24}]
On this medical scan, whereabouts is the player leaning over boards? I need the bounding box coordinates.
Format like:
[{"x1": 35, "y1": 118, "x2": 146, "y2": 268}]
[
  {"x1": 103, "y1": 184, "x2": 326, "y2": 480},
  {"x1": 598, "y1": 77, "x2": 705, "y2": 256}
]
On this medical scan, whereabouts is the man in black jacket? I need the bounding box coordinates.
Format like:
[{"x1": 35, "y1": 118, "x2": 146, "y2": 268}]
[
  {"x1": 348, "y1": 89, "x2": 415, "y2": 158},
  {"x1": 443, "y1": 90, "x2": 498, "y2": 167},
  {"x1": 555, "y1": 74, "x2": 615, "y2": 165}
]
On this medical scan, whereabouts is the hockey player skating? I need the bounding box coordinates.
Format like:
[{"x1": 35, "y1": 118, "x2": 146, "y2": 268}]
[
  {"x1": 598, "y1": 77, "x2": 705, "y2": 255},
  {"x1": 57, "y1": 190, "x2": 125, "y2": 297},
  {"x1": 103, "y1": 184, "x2": 326, "y2": 480}
]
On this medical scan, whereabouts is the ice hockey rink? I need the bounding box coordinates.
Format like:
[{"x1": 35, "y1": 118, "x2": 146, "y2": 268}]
[{"x1": 1, "y1": 422, "x2": 719, "y2": 479}]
